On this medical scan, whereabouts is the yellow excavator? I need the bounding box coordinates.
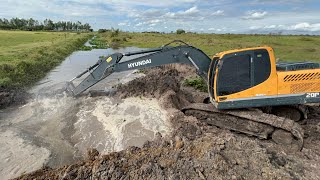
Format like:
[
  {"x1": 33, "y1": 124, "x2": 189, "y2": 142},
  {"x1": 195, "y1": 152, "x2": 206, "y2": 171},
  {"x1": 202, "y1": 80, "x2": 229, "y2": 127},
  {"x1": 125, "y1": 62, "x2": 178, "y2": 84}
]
[{"x1": 66, "y1": 40, "x2": 320, "y2": 149}]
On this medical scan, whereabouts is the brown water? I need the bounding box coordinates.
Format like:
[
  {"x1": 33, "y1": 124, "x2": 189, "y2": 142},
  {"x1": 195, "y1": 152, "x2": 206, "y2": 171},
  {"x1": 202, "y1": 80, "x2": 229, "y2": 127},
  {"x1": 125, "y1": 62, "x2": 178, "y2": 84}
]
[{"x1": 0, "y1": 47, "x2": 171, "y2": 179}]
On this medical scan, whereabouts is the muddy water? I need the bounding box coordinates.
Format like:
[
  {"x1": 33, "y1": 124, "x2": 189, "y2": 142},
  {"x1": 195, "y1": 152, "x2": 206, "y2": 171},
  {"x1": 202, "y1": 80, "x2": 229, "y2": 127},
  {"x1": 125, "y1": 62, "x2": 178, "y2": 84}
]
[{"x1": 0, "y1": 47, "x2": 171, "y2": 179}]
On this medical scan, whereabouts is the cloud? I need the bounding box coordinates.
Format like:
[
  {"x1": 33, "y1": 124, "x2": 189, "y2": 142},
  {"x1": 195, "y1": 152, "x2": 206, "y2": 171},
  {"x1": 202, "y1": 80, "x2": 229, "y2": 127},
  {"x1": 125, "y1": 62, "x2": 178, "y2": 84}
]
[
  {"x1": 118, "y1": 22, "x2": 129, "y2": 26},
  {"x1": 163, "y1": 6, "x2": 200, "y2": 19},
  {"x1": 211, "y1": 10, "x2": 224, "y2": 16},
  {"x1": 242, "y1": 11, "x2": 268, "y2": 20},
  {"x1": 253, "y1": 0, "x2": 308, "y2": 4},
  {"x1": 208, "y1": 27, "x2": 227, "y2": 32},
  {"x1": 82, "y1": 0, "x2": 199, "y2": 7},
  {"x1": 183, "y1": 6, "x2": 199, "y2": 15},
  {"x1": 250, "y1": 22, "x2": 320, "y2": 32},
  {"x1": 290, "y1": 22, "x2": 320, "y2": 31}
]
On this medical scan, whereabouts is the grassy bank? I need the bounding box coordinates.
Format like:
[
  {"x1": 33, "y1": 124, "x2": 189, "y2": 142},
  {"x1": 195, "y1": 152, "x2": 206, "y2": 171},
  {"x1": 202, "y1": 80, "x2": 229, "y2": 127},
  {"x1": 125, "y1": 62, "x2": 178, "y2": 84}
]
[
  {"x1": 97, "y1": 31, "x2": 320, "y2": 62},
  {"x1": 0, "y1": 30, "x2": 92, "y2": 88}
]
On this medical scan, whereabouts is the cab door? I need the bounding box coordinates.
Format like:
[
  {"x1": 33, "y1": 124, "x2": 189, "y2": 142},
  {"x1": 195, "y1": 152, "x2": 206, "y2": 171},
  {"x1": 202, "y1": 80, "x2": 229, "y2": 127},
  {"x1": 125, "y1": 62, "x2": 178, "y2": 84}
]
[{"x1": 215, "y1": 49, "x2": 272, "y2": 102}]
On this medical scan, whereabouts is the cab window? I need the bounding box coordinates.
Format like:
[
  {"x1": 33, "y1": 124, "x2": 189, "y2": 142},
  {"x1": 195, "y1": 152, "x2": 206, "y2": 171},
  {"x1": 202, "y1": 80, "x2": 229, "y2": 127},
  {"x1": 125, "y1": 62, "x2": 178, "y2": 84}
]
[
  {"x1": 217, "y1": 49, "x2": 271, "y2": 96},
  {"x1": 217, "y1": 54, "x2": 251, "y2": 96}
]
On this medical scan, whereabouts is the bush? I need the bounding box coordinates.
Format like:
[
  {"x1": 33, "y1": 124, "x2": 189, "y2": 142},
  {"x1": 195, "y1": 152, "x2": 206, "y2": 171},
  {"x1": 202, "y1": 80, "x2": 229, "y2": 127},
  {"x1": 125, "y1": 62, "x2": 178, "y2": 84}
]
[
  {"x1": 98, "y1": 29, "x2": 109, "y2": 33},
  {"x1": 0, "y1": 77, "x2": 12, "y2": 87},
  {"x1": 110, "y1": 28, "x2": 120, "y2": 37},
  {"x1": 184, "y1": 76, "x2": 207, "y2": 92},
  {"x1": 111, "y1": 38, "x2": 121, "y2": 42},
  {"x1": 176, "y1": 29, "x2": 186, "y2": 34}
]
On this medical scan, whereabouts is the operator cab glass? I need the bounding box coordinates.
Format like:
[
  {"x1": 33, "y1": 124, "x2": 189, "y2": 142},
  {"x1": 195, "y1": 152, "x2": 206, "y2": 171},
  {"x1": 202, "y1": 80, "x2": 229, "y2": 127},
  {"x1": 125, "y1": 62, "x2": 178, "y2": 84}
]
[
  {"x1": 212, "y1": 49, "x2": 271, "y2": 98},
  {"x1": 208, "y1": 57, "x2": 220, "y2": 101}
]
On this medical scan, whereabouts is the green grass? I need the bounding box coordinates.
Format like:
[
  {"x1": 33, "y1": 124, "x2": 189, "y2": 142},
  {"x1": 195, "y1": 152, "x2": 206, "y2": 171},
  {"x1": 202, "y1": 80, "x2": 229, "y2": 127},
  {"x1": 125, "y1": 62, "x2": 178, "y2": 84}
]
[
  {"x1": 1, "y1": 30, "x2": 319, "y2": 89},
  {"x1": 184, "y1": 77, "x2": 207, "y2": 92},
  {"x1": 0, "y1": 30, "x2": 92, "y2": 88},
  {"x1": 98, "y1": 31, "x2": 320, "y2": 92},
  {"x1": 78, "y1": 34, "x2": 109, "y2": 51},
  {"x1": 99, "y1": 32, "x2": 320, "y2": 62}
]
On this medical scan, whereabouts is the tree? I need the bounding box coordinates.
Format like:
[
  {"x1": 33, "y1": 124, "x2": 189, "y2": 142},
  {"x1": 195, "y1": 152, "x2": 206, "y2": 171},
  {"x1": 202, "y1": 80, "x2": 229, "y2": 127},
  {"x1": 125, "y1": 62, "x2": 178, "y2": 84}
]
[
  {"x1": 176, "y1": 29, "x2": 185, "y2": 34},
  {"x1": 0, "y1": 17, "x2": 92, "y2": 32}
]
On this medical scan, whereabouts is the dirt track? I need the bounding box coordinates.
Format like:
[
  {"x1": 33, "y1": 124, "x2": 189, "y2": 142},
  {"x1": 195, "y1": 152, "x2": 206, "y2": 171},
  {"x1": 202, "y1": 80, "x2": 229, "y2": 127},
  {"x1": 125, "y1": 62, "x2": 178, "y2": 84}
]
[{"x1": 16, "y1": 65, "x2": 320, "y2": 179}]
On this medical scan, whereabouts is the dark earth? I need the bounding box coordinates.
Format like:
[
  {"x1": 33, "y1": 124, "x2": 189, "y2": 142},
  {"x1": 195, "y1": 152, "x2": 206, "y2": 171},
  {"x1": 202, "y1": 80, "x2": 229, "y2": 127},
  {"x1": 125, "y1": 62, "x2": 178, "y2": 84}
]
[{"x1": 0, "y1": 87, "x2": 29, "y2": 109}]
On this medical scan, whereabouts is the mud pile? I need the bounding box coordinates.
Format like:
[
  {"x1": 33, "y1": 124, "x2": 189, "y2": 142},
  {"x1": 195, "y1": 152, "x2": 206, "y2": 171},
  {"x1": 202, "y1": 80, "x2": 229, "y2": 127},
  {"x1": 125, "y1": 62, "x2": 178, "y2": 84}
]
[
  {"x1": 0, "y1": 87, "x2": 29, "y2": 109},
  {"x1": 16, "y1": 65, "x2": 320, "y2": 180}
]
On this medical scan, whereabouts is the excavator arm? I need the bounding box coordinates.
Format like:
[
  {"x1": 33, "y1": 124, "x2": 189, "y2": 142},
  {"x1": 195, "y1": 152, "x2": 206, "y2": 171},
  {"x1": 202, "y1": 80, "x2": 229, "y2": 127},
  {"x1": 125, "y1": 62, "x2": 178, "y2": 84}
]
[{"x1": 66, "y1": 41, "x2": 212, "y2": 96}]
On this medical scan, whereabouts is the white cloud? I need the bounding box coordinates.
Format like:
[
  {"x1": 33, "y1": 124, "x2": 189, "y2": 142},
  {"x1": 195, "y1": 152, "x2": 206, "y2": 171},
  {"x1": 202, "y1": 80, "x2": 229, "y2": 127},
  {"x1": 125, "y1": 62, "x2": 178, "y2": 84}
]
[
  {"x1": 243, "y1": 11, "x2": 268, "y2": 20},
  {"x1": 208, "y1": 27, "x2": 227, "y2": 32},
  {"x1": 163, "y1": 6, "x2": 200, "y2": 19},
  {"x1": 250, "y1": 22, "x2": 320, "y2": 32},
  {"x1": 183, "y1": 6, "x2": 199, "y2": 15},
  {"x1": 118, "y1": 22, "x2": 128, "y2": 26},
  {"x1": 212, "y1": 10, "x2": 224, "y2": 16},
  {"x1": 75, "y1": 0, "x2": 199, "y2": 7},
  {"x1": 290, "y1": 22, "x2": 320, "y2": 31}
]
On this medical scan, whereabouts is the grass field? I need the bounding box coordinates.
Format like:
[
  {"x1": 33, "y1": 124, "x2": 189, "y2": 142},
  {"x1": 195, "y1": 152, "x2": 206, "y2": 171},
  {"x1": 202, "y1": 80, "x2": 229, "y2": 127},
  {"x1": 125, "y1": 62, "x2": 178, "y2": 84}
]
[
  {"x1": 99, "y1": 32, "x2": 320, "y2": 62},
  {"x1": 1, "y1": 30, "x2": 319, "y2": 89},
  {"x1": 0, "y1": 30, "x2": 92, "y2": 88}
]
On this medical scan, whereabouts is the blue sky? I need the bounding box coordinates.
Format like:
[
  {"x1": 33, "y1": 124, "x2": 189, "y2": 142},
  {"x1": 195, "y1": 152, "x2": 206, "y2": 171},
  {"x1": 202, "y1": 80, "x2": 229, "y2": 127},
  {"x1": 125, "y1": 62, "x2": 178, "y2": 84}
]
[{"x1": 1, "y1": 0, "x2": 320, "y2": 34}]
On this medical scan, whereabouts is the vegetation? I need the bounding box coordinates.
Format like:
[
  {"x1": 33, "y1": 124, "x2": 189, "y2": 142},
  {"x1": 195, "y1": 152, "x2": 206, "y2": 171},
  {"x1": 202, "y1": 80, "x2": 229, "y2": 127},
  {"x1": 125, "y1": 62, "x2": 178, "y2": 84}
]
[
  {"x1": 98, "y1": 29, "x2": 110, "y2": 33},
  {"x1": 176, "y1": 29, "x2": 186, "y2": 34},
  {"x1": 93, "y1": 29, "x2": 132, "y2": 49},
  {"x1": 2, "y1": 28, "x2": 319, "y2": 90},
  {"x1": 0, "y1": 30, "x2": 92, "y2": 88},
  {"x1": 184, "y1": 77, "x2": 207, "y2": 92},
  {"x1": 89, "y1": 36, "x2": 108, "y2": 48},
  {"x1": 95, "y1": 31, "x2": 320, "y2": 92},
  {"x1": 0, "y1": 18, "x2": 92, "y2": 31},
  {"x1": 114, "y1": 32, "x2": 320, "y2": 62},
  {"x1": 78, "y1": 35, "x2": 109, "y2": 51}
]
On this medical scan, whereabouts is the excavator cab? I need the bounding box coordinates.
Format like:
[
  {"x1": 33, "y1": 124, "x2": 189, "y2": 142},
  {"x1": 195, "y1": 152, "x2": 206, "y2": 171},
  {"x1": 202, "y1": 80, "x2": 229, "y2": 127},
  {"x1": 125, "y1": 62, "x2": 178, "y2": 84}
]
[
  {"x1": 208, "y1": 46, "x2": 320, "y2": 111},
  {"x1": 208, "y1": 47, "x2": 275, "y2": 108}
]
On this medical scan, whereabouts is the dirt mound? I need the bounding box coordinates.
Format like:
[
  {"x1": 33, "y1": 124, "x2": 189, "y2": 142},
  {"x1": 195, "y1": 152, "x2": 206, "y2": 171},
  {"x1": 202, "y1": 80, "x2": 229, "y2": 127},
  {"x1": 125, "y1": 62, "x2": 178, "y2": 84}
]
[
  {"x1": 16, "y1": 65, "x2": 320, "y2": 180},
  {"x1": 117, "y1": 69, "x2": 187, "y2": 110},
  {"x1": 0, "y1": 87, "x2": 29, "y2": 109}
]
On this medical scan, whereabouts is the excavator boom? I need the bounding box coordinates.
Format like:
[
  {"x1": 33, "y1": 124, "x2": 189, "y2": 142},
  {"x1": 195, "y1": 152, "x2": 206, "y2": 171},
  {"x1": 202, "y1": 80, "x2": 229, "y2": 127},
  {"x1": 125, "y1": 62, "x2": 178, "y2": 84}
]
[{"x1": 66, "y1": 41, "x2": 211, "y2": 96}]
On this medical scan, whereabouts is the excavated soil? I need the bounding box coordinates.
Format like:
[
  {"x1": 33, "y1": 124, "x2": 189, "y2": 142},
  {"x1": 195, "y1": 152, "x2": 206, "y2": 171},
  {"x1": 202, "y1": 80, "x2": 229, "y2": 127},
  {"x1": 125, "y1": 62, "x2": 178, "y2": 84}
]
[
  {"x1": 16, "y1": 65, "x2": 320, "y2": 180},
  {"x1": 0, "y1": 87, "x2": 29, "y2": 109}
]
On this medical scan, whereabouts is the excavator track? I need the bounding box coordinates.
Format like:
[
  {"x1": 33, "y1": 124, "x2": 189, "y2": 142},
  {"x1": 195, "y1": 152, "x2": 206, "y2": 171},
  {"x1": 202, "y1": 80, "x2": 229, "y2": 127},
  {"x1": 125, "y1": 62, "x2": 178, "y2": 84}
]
[{"x1": 182, "y1": 103, "x2": 304, "y2": 150}]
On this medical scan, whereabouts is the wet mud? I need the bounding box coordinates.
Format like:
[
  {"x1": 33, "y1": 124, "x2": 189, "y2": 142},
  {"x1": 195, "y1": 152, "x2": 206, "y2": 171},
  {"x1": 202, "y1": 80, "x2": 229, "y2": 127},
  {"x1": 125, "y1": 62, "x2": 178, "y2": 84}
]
[{"x1": 0, "y1": 87, "x2": 29, "y2": 109}]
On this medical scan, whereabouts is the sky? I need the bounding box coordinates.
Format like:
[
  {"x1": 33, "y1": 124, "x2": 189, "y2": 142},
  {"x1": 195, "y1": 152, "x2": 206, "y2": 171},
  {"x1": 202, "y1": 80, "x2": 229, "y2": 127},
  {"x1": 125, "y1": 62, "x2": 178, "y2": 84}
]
[{"x1": 0, "y1": 0, "x2": 320, "y2": 34}]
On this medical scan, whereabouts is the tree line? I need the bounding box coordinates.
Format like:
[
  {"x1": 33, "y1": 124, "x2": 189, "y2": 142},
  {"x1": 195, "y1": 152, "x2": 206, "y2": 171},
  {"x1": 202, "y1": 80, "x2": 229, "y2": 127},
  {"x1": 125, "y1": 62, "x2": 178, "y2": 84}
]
[{"x1": 0, "y1": 18, "x2": 92, "y2": 31}]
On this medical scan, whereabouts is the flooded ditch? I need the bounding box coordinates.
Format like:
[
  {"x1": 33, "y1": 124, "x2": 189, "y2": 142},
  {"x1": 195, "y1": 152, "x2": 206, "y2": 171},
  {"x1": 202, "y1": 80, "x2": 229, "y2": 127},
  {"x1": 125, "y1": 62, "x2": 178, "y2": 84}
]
[{"x1": 0, "y1": 47, "x2": 171, "y2": 179}]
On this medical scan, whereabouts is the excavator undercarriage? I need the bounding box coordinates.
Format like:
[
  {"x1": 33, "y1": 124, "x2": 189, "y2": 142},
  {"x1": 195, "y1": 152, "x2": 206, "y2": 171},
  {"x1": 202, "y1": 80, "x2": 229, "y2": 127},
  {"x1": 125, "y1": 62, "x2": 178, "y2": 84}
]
[{"x1": 183, "y1": 103, "x2": 304, "y2": 150}]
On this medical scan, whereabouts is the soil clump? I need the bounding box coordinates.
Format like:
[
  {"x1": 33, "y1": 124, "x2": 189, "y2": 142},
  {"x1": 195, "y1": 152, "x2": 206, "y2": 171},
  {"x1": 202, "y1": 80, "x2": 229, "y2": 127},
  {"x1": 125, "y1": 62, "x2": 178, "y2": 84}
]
[{"x1": 0, "y1": 87, "x2": 29, "y2": 109}]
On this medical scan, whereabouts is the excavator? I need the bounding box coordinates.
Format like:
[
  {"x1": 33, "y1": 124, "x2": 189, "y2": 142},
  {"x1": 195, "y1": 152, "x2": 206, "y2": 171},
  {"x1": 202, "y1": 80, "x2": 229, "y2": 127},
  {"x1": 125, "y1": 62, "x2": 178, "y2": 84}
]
[{"x1": 66, "y1": 40, "x2": 320, "y2": 149}]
